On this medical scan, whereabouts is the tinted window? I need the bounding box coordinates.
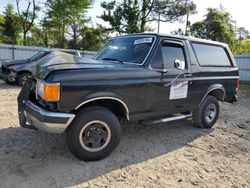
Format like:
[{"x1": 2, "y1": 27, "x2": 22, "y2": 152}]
[
  {"x1": 192, "y1": 43, "x2": 231, "y2": 66},
  {"x1": 162, "y1": 45, "x2": 185, "y2": 69},
  {"x1": 29, "y1": 51, "x2": 50, "y2": 61}
]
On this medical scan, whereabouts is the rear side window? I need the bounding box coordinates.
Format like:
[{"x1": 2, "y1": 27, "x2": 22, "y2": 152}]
[{"x1": 192, "y1": 43, "x2": 232, "y2": 66}]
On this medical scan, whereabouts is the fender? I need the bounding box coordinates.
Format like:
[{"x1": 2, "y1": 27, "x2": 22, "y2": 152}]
[
  {"x1": 75, "y1": 91, "x2": 130, "y2": 120},
  {"x1": 199, "y1": 84, "x2": 226, "y2": 106},
  {"x1": 9, "y1": 64, "x2": 33, "y2": 74}
]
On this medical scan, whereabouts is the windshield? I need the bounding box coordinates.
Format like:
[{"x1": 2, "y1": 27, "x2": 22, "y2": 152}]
[
  {"x1": 29, "y1": 51, "x2": 50, "y2": 61},
  {"x1": 95, "y1": 36, "x2": 155, "y2": 64}
]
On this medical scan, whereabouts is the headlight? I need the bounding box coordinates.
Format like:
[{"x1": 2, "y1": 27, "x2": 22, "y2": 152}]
[{"x1": 36, "y1": 80, "x2": 60, "y2": 101}]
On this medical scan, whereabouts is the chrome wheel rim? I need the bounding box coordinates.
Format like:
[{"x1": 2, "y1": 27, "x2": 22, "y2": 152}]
[
  {"x1": 79, "y1": 120, "x2": 111, "y2": 152},
  {"x1": 205, "y1": 104, "x2": 217, "y2": 123}
]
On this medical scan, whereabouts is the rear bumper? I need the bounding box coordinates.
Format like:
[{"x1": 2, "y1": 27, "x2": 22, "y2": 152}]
[{"x1": 24, "y1": 101, "x2": 75, "y2": 133}]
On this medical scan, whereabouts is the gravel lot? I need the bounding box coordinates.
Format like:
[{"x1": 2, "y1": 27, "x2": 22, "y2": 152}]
[{"x1": 0, "y1": 80, "x2": 249, "y2": 188}]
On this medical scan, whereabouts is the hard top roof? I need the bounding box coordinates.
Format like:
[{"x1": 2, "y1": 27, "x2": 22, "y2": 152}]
[{"x1": 114, "y1": 33, "x2": 228, "y2": 46}]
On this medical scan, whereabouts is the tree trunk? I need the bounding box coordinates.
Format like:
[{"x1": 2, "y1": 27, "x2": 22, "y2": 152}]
[
  {"x1": 23, "y1": 31, "x2": 27, "y2": 46},
  {"x1": 140, "y1": 18, "x2": 146, "y2": 32},
  {"x1": 140, "y1": 0, "x2": 147, "y2": 32},
  {"x1": 44, "y1": 31, "x2": 48, "y2": 47},
  {"x1": 61, "y1": 23, "x2": 65, "y2": 48},
  {"x1": 73, "y1": 22, "x2": 77, "y2": 49}
]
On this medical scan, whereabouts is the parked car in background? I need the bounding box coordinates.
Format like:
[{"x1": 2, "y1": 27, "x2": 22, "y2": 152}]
[
  {"x1": 80, "y1": 51, "x2": 96, "y2": 59},
  {"x1": 18, "y1": 33, "x2": 239, "y2": 161},
  {"x1": 0, "y1": 49, "x2": 81, "y2": 86}
]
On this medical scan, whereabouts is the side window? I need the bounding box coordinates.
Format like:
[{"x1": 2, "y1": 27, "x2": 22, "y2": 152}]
[
  {"x1": 192, "y1": 43, "x2": 232, "y2": 66},
  {"x1": 150, "y1": 45, "x2": 164, "y2": 69},
  {"x1": 162, "y1": 44, "x2": 186, "y2": 69}
]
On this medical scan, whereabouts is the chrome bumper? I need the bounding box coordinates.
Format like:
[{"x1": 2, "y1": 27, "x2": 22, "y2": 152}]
[{"x1": 24, "y1": 101, "x2": 75, "y2": 133}]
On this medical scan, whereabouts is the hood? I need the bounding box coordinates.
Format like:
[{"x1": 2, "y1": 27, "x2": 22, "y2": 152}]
[
  {"x1": 2, "y1": 59, "x2": 30, "y2": 67},
  {"x1": 35, "y1": 51, "x2": 138, "y2": 79}
]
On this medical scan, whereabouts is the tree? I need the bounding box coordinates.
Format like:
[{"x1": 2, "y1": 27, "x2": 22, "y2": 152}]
[
  {"x1": 0, "y1": 4, "x2": 21, "y2": 44},
  {"x1": 231, "y1": 39, "x2": 250, "y2": 55},
  {"x1": 81, "y1": 25, "x2": 111, "y2": 51},
  {"x1": 100, "y1": 0, "x2": 196, "y2": 34},
  {"x1": 44, "y1": 0, "x2": 92, "y2": 48},
  {"x1": 0, "y1": 15, "x2": 4, "y2": 42},
  {"x1": 190, "y1": 8, "x2": 237, "y2": 46},
  {"x1": 238, "y1": 27, "x2": 249, "y2": 41},
  {"x1": 16, "y1": 0, "x2": 40, "y2": 45}
]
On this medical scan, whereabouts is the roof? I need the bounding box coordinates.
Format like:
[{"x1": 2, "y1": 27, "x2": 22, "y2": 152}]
[{"x1": 114, "y1": 33, "x2": 228, "y2": 46}]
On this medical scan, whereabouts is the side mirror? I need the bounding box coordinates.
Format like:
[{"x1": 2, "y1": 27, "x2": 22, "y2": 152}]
[{"x1": 174, "y1": 59, "x2": 185, "y2": 71}]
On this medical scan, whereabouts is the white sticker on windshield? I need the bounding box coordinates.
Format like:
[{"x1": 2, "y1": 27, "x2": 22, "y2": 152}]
[{"x1": 134, "y1": 38, "x2": 153, "y2": 45}]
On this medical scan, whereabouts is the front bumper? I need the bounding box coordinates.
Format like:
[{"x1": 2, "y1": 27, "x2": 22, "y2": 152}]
[
  {"x1": 18, "y1": 78, "x2": 75, "y2": 133},
  {"x1": 0, "y1": 69, "x2": 16, "y2": 82},
  {"x1": 24, "y1": 101, "x2": 75, "y2": 133}
]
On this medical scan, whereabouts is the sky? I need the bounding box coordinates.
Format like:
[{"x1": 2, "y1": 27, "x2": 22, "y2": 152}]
[{"x1": 1, "y1": 0, "x2": 250, "y2": 34}]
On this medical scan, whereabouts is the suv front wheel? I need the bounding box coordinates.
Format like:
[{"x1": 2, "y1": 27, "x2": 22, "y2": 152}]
[
  {"x1": 66, "y1": 106, "x2": 121, "y2": 161},
  {"x1": 193, "y1": 95, "x2": 219, "y2": 128}
]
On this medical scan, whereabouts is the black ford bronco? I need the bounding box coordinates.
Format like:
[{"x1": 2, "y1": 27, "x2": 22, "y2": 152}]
[{"x1": 18, "y1": 34, "x2": 239, "y2": 161}]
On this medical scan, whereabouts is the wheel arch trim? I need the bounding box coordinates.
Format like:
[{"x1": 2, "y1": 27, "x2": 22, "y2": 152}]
[
  {"x1": 75, "y1": 97, "x2": 130, "y2": 120},
  {"x1": 200, "y1": 85, "x2": 226, "y2": 106}
]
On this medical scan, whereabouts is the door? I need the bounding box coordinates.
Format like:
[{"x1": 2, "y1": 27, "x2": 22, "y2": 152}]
[{"x1": 147, "y1": 39, "x2": 193, "y2": 115}]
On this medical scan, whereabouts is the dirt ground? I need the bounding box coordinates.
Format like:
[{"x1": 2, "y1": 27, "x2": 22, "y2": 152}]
[{"x1": 0, "y1": 80, "x2": 249, "y2": 188}]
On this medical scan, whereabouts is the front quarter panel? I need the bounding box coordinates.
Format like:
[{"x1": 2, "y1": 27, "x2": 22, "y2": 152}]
[{"x1": 52, "y1": 68, "x2": 150, "y2": 115}]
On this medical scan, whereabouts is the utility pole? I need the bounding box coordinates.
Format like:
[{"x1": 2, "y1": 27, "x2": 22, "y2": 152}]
[
  {"x1": 157, "y1": 12, "x2": 160, "y2": 33},
  {"x1": 185, "y1": 13, "x2": 190, "y2": 36},
  {"x1": 184, "y1": 0, "x2": 190, "y2": 36}
]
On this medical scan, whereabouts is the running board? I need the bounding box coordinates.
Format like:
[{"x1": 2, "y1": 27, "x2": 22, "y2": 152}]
[{"x1": 140, "y1": 113, "x2": 192, "y2": 126}]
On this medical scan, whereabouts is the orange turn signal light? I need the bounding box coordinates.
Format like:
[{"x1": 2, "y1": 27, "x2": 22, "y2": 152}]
[{"x1": 44, "y1": 84, "x2": 60, "y2": 101}]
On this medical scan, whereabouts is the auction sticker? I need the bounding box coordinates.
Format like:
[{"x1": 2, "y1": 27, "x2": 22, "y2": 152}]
[
  {"x1": 169, "y1": 81, "x2": 188, "y2": 100},
  {"x1": 134, "y1": 38, "x2": 153, "y2": 45}
]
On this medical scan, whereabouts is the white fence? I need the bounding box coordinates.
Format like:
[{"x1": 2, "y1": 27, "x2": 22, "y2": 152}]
[
  {"x1": 235, "y1": 55, "x2": 250, "y2": 83},
  {"x1": 0, "y1": 44, "x2": 96, "y2": 61}
]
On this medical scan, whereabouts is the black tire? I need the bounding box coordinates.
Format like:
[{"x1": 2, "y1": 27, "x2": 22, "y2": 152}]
[
  {"x1": 193, "y1": 95, "x2": 219, "y2": 128},
  {"x1": 18, "y1": 72, "x2": 32, "y2": 87},
  {"x1": 66, "y1": 106, "x2": 122, "y2": 161}
]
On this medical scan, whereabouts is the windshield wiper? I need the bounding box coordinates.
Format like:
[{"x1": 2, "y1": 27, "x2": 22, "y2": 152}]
[{"x1": 101, "y1": 58, "x2": 123, "y2": 64}]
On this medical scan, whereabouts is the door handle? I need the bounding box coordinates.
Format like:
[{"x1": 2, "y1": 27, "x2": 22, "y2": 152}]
[{"x1": 155, "y1": 68, "x2": 168, "y2": 73}]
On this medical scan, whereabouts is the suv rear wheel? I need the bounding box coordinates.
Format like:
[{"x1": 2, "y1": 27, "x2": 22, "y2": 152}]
[
  {"x1": 66, "y1": 106, "x2": 121, "y2": 161},
  {"x1": 193, "y1": 95, "x2": 219, "y2": 128}
]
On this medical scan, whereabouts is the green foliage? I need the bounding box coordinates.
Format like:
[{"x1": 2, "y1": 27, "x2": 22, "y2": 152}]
[
  {"x1": 238, "y1": 27, "x2": 249, "y2": 41},
  {"x1": 190, "y1": 8, "x2": 237, "y2": 46},
  {"x1": 0, "y1": 0, "x2": 249, "y2": 55},
  {"x1": 100, "y1": 0, "x2": 196, "y2": 34},
  {"x1": 232, "y1": 39, "x2": 250, "y2": 55},
  {"x1": 81, "y1": 25, "x2": 111, "y2": 51},
  {"x1": 0, "y1": 4, "x2": 21, "y2": 44},
  {"x1": 44, "y1": 0, "x2": 92, "y2": 48}
]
